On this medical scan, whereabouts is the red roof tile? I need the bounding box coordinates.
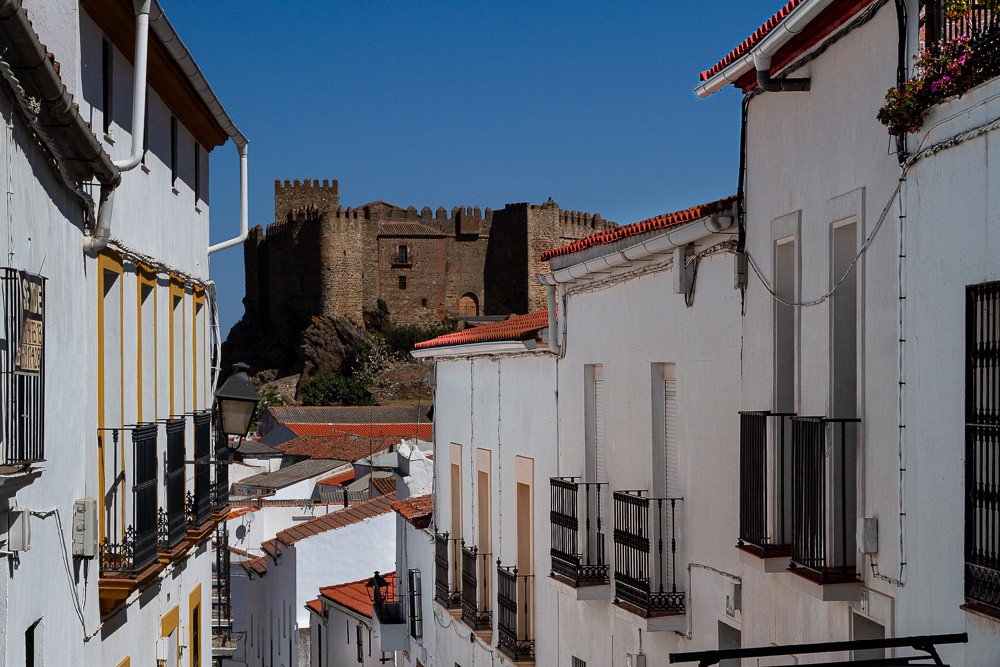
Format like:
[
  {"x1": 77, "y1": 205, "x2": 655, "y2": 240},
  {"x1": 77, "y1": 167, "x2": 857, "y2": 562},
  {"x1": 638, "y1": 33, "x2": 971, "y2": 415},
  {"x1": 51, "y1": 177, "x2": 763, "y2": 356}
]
[
  {"x1": 318, "y1": 470, "x2": 357, "y2": 487},
  {"x1": 699, "y1": 0, "x2": 873, "y2": 90},
  {"x1": 239, "y1": 553, "x2": 268, "y2": 577},
  {"x1": 286, "y1": 422, "x2": 433, "y2": 439},
  {"x1": 372, "y1": 476, "x2": 397, "y2": 497},
  {"x1": 392, "y1": 494, "x2": 433, "y2": 529},
  {"x1": 306, "y1": 598, "x2": 325, "y2": 616},
  {"x1": 414, "y1": 310, "x2": 549, "y2": 350},
  {"x1": 541, "y1": 196, "x2": 737, "y2": 262},
  {"x1": 320, "y1": 573, "x2": 397, "y2": 619},
  {"x1": 277, "y1": 433, "x2": 399, "y2": 461},
  {"x1": 274, "y1": 495, "x2": 394, "y2": 546}
]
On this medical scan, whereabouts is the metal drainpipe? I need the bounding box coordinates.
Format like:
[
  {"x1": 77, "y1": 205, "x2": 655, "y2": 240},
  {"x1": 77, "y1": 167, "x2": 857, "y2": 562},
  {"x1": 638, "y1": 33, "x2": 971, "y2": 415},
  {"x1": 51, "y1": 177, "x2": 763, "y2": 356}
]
[
  {"x1": 208, "y1": 142, "x2": 250, "y2": 255},
  {"x1": 544, "y1": 283, "x2": 560, "y2": 355},
  {"x1": 753, "y1": 53, "x2": 811, "y2": 92}
]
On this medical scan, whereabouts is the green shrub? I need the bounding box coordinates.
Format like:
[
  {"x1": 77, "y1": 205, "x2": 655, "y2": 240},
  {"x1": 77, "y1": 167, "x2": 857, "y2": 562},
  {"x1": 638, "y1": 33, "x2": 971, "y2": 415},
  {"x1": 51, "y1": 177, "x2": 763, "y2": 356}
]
[
  {"x1": 300, "y1": 373, "x2": 374, "y2": 406},
  {"x1": 253, "y1": 383, "x2": 286, "y2": 423},
  {"x1": 383, "y1": 323, "x2": 453, "y2": 358}
]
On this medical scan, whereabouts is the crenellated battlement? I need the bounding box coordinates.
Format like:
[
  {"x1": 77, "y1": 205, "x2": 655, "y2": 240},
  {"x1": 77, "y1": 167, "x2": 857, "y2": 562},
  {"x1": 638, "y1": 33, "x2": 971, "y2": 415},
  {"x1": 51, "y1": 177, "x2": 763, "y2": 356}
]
[
  {"x1": 274, "y1": 178, "x2": 339, "y2": 222},
  {"x1": 558, "y1": 208, "x2": 611, "y2": 230}
]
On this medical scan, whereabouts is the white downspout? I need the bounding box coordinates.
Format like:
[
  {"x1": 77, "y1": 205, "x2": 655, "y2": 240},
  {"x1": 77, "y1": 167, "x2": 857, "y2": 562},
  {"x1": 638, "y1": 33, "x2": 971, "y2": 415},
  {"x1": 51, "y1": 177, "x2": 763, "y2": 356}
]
[
  {"x1": 114, "y1": 0, "x2": 151, "y2": 171},
  {"x1": 544, "y1": 282, "x2": 560, "y2": 355},
  {"x1": 208, "y1": 141, "x2": 249, "y2": 255},
  {"x1": 83, "y1": 0, "x2": 150, "y2": 253}
]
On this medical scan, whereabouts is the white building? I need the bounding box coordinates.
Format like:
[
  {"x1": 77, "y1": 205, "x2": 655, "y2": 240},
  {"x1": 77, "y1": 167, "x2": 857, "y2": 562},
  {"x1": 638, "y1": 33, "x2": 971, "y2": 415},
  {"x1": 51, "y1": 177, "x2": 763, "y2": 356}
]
[
  {"x1": 398, "y1": 201, "x2": 743, "y2": 665},
  {"x1": 695, "y1": 0, "x2": 1000, "y2": 664},
  {"x1": 0, "y1": 0, "x2": 247, "y2": 664}
]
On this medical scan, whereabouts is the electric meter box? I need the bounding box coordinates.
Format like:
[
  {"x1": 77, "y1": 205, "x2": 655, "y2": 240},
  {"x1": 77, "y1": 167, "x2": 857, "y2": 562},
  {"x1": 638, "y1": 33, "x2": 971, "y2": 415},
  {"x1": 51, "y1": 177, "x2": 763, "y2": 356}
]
[{"x1": 72, "y1": 498, "x2": 97, "y2": 558}]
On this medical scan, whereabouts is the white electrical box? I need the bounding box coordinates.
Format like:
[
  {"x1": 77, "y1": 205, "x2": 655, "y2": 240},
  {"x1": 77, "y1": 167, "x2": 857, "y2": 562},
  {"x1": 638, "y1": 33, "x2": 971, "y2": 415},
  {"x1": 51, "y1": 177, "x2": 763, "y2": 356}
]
[
  {"x1": 72, "y1": 498, "x2": 98, "y2": 558},
  {"x1": 860, "y1": 517, "x2": 878, "y2": 554},
  {"x1": 8, "y1": 510, "x2": 30, "y2": 552}
]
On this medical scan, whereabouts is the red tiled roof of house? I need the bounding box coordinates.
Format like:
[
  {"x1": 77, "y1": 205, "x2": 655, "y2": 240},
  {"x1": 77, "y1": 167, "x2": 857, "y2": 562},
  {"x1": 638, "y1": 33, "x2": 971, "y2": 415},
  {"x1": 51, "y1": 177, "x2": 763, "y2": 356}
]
[
  {"x1": 286, "y1": 422, "x2": 434, "y2": 440},
  {"x1": 239, "y1": 553, "x2": 268, "y2": 577},
  {"x1": 274, "y1": 495, "x2": 394, "y2": 546},
  {"x1": 228, "y1": 506, "x2": 258, "y2": 520},
  {"x1": 319, "y1": 572, "x2": 397, "y2": 619},
  {"x1": 372, "y1": 476, "x2": 397, "y2": 497},
  {"x1": 261, "y1": 538, "x2": 283, "y2": 560},
  {"x1": 698, "y1": 0, "x2": 873, "y2": 90},
  {"x1": 541, "y1": 196, "x2": 738, "y2": 262},
  {"x1": 305, "y1": 598, "x2": 324, "y2": 617},
  {"x1": 277, "y1": 433, "x2": 398, "y2": 461},
  {"x1": 318, "y1": 469, "x2": 356, "y2": 487},
  {"x1": 392, "y1": 494, "x2": 433, "y2": 529},
  {"x1": 414, "y1": 310, "x2": 549, "y2": 350}
]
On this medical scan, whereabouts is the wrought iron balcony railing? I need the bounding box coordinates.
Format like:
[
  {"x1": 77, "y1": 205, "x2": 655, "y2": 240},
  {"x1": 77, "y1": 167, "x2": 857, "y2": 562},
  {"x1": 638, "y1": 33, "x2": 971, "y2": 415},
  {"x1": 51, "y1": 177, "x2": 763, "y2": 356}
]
[
  {"x1": 162, "y1": 418, "x2": 186, "y2": 550},
  {"x1": 100, "y1": 424, "x2": 159, "y2": 577},
  {"x1": 460, "y1": 542, "x2": 492, "y2": 630},
  {"x1": 373, "y1": 590, "x2": 407, "y2": 625},
  {"x1": 214, "y1": 436, "x2": 231, "y2": 513},
  {"x1": 187, "y1": 411, "x2": 213, "y2": 527},
  {"x1": 497, "y1": 563, "x2": 534, "y2": 662},
  {"x1": 434, "y1": 531, "x2": 462, "y2": 608},
  {"x1": 790, "y1": 416, "x2": 861, "y2": 581},
  {"x1": 738, "y1": 411, "x2": 795, "y2": 556},
  {"x1": 550, "y1": 477, "x2": 609, "y2": 587},
  {"x1": 613, "y1": 491, "x2": 684, "y2": 618}
]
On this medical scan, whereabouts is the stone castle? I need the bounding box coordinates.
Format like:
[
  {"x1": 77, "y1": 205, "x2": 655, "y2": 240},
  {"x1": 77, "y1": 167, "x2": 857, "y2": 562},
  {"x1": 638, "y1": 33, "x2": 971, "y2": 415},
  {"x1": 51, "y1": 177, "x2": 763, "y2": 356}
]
[{"x1": 236, "y1": 179, "x2": 615, "y2": 375}]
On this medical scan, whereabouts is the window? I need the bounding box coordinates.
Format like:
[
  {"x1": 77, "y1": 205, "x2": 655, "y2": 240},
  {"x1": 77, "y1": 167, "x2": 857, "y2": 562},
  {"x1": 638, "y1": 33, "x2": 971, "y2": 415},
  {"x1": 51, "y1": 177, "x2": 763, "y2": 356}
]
[
  {"x1": 170, "y1": 116, "x2": 178, "y2": 187},
  {"x1": 966, "y1": 281, "x2": 1000, "y2": 613},
  {"x1": 421, "y1": 298, "x2": 428, "y2": 308},
  {"x1": 652, "y1": 363, "x2": 679, "y2": 499},
  {"x1": 137, "y1": 273, "x2": 155, "y2": 423},
  {"x1": 408, "y1": 569, "x2": 423, "y2": 638},
  {"x1": 102, "y1": 39, "x2": 113, "y2": 136},
  {"x1": 194, "y1": 142, "x2": 201, "y2": 205},
  {"x1": 572, "y1": 658, "x2": 586, "y2": 667},
  {"x1": 395, "y1": 245, "x2": 411, "y2": 265},
  {"x1": 356, "y1": 625, "x2": 363, "y2": 663},
  {"x1": 398, "y1": 276, "x2": 407, "y2": 290},
  {"x1": 585, "y1": 365, "x2": 606, "y2": 483}
]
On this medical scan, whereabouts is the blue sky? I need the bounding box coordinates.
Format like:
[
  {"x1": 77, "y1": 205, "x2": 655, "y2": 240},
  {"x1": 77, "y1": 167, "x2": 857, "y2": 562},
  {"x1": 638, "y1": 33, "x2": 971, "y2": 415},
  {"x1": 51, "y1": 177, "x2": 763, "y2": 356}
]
[{"x1": 164, "y1": 1, "x2": 781, "y2": 337}]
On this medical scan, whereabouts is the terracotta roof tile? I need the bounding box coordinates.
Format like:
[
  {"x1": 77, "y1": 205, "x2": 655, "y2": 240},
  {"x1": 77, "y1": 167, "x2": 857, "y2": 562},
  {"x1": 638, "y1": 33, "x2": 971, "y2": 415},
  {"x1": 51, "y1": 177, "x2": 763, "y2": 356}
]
[
  {"x1": 392, "y1": 494, "x2": 433, "y2": 529},
  {"x1": 414, "y1": 310, "x2": 549, "y2": 350},
  {"x1": 286, "y1": 422, "x2": 433, "y2": 439},
  {"x1": 378, "y1": 221, "x2": 446, "y2": 237},
  {"x1": 277, "y1": 433, "x2": 398, "y2": 461},
  {"x1": 699, "y1": 0, "x2": 873, "y2": 90},
  {"x1": 274, "y1": 495, "x2": 394, "y2": 546},
  {"x1": 541, "y1": 196, "x2": 738, "y2": 262},
  {"x1": 372, "y1": 476, "x2": 397, "y2": 497},
  {"x1": 318, "y1": 469, "x2": 356, "y2": 487},
  {"x1": 306, "y1": 598, "x2": 324, "y2": 616},
  {"x1": 239, "y1": 553, "x2": 268, "y2": 577},
  {"x1": 319, "y1": 573, "x2": 397, "y2": 619}
]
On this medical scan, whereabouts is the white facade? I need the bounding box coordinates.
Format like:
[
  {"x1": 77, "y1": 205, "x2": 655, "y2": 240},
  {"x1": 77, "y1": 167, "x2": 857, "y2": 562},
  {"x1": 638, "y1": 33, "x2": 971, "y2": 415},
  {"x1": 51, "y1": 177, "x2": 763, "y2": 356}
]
[{"x1": 0, "y1": 1, "x2": 245, "y2": 665}]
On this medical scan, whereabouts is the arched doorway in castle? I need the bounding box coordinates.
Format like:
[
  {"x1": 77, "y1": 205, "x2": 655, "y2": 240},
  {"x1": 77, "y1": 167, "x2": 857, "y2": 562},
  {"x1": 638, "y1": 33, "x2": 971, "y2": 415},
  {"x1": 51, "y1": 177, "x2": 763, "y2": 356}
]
[{"x1": 458, "y1": 293, "x2": 479, "y2": 318}]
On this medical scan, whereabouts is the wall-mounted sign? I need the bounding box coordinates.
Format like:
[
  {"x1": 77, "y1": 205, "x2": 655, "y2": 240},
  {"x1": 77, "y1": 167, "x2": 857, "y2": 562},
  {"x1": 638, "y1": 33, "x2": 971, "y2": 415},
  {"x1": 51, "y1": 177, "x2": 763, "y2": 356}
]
[{"x1": 13, "y1": 271, "x2": 43, "y2": 374}]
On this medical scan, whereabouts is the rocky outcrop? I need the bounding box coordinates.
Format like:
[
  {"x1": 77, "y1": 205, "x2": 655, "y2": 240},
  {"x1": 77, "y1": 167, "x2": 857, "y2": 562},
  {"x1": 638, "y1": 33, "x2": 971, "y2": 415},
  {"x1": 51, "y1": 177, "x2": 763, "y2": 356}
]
[{"x1": 299, "y1": 315, "x2": 369, "y2": 385}]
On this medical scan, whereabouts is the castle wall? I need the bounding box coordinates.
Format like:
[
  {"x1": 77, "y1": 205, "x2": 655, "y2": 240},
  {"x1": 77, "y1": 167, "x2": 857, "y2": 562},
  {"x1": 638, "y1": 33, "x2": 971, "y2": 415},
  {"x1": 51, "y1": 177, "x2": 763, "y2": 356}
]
[
  {"x1": 274, "y1": 179, "x2": 339, "y2": 221},
  {"x1": 319, "y1": 209, "x2": 369, "y2": 326},
  {"x1": 483, "y1": 203, "x2": 530, "y2": 314},
  {"x1": 377, "y1": 235, "x2": 447, "y2": 325}
]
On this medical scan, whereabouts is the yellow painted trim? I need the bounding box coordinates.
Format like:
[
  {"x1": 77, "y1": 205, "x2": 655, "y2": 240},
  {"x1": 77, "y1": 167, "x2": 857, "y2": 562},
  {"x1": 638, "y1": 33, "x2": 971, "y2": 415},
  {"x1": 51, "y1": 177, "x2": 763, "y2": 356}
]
[
  {"x1": 161, "y1": 603, "x2": 179, "y2": 636},
  {"x1": 97, "y1": 250, "x2": 123, "y2": 544},
  {"x1": 136, "y1": 268, "x2": 156, "y2": 423},
  {"x1": 168, "y1": 279, "x2": 184, "y2": 418},
  {"x1": 192, "y1": 292, "x2": 205, "y2": 412},
  {"x1": 190, "y1": 583, "x2": 203, "y2": 666},
  {"x1": 115, "y1": 658, "x2": 130, "y2": 667}
]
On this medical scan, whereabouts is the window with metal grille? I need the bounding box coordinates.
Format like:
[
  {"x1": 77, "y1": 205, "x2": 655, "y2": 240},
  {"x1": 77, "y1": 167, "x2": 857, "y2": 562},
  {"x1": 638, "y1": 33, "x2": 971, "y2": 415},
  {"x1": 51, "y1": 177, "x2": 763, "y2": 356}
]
[
  {"x1": 0, "y1": 269, "x2": 45, "y2": 465},
  {"x1": 132, "y1": 423, "x2": 159, "y2": 573},
  {"x1": 162, "y1": 418, "x2": 186, "y2": 550},
  {"x1": 966, "y1": 281, "x2": 1000, "y2": 612},
  {"x1": 395, "y1": 245, "x2": 411, "y2": 265},
  {"x1": 408, "y1": 569, "x2": 423, "y2": 638},
  {"x1": 398, "y1": 275, "x2": 407, "y2": 290},
  {"x1": 190, "y1": 411, "x2": 212, "y2": 526},
  {"x1": 356, "y1": 624, "x2": 363, "y2": 662},
  {"x1": 572, "y1": 658, "x2": 586, "y2": 667}
]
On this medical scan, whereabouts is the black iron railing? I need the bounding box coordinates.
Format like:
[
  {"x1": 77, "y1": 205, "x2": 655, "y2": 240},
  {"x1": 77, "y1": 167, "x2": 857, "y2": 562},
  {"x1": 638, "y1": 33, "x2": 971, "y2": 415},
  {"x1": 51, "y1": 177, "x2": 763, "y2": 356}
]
[
  {"x1": 460, "y1": 543, "x2": 492, "y2": 630},
  {"x1": 188, "y1": 411, "x2": 212, "y2": 527},
  {"x1": 162, "y1": 418, "x2": 186, "y2": 549},
  {"x1": 497, "y1": 563, "x2": 534, "y2": 662},
  {"x1": 738, "y1": 411, "x2": 795, "y2": 556},
  {"x1": 0, "y1": 269, "x2": 45, "y2": 465},
  {"x1": 101, "y1": 424, "x2": 159, "y2": 576},
  {"x1": 214, "y1": 430, "x2": 230, "y2": 513},
  {"x1": 550, "y1": 477, "x2": 609, "y2": 586},
  {"x1": 408, "y1": 569, "x2": 423, "y2": 638},
  {"x1": 922, "y1": 1, "x2": 1000, "y2": 83},
  {"x1": 790, "y1": 416, "x2": 861, "y2": 581},
  {"x1": 373, "y1": 583, "x2": 406, "y2": 625},
  {"x1": 434, "y1": 531, "x2": 461, "y2": 608},
  {"x1": 966, "y1": 281, "x2": 1000, "y2": 611},
  {"x1": 213, "y1": 524, "x2": 233, "y2": 635},
  {"x1": 613, "y1": 491, "x2": 684, "y2": 617}
]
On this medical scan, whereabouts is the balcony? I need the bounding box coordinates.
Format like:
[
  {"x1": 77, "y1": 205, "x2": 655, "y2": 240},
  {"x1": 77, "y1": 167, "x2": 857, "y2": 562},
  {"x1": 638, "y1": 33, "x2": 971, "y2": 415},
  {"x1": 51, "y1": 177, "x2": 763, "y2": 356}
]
[
  {"x1": 738, "y1": 411, "x2": 795, "y2": 563},
  {"x1": 434, "y1": 531, "x2": 462, "y2": 609},
  {"x1": 213, "y1": 439, "x2": 231, "y2": 516},
  {"x1": 549, "y1": 478, "x2": 610, "y2": 596},
  {"x1": 923, "y1": 0, "x2": 1000, "y2": 57},
  {"x1": 613, "y1": 491, "x2": 684, "y2": 626},
  {"x1": 460, "y1": 542, "x2": 492, "y2": 631},
  {"x1": 99, "y1": 424, "x2": 163, "y2": 615},
  {"x1": 497, "y1": 563, "x2": 534, "y2": 663},
  {"x1": 372, "y1": 583, "x2": 408, "y2": 651},
  {"x1": 789, "y1": 417, "x2": 861, "y2": 588},
  {"x1": 185, "y1": 411, "x2": 214, "y2": 542},
  {"x1": 159, "y1": 418, "x2": 187, "y2": 560}
]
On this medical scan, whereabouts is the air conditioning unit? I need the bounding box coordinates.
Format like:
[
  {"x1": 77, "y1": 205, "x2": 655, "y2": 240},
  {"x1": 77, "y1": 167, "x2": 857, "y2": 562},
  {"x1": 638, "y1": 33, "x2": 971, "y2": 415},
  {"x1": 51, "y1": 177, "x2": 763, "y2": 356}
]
[
  {"x1": 8, "y1": 510, "x2": 30, "y2": 552},
  {"x1": 72, "y1": 498, "x2": 98, "y2": 558}
]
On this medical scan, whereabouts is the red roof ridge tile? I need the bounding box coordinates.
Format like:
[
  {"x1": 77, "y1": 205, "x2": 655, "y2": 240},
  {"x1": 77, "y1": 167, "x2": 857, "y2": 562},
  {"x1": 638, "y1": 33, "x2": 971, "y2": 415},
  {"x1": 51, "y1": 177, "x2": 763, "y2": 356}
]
[
  {"x1": 699, "y1": 1, "x2": 804, "y2": 82},
  {"x1": 541, "y1": 196, "x2": 737, "y2": 262},
  {"x1": 274, "y1": 494, "x2": 394, "y2": 546},
  {"x1": 414, "y1": 310, "x2": 549, "y2": 351}
]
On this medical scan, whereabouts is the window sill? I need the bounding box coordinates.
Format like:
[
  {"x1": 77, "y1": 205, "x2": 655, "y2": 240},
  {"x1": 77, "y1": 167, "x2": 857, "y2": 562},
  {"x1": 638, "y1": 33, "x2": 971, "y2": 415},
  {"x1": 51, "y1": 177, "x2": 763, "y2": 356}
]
[{"x1": 961, "y1": 601, "x2": 1000, "y2": 624}]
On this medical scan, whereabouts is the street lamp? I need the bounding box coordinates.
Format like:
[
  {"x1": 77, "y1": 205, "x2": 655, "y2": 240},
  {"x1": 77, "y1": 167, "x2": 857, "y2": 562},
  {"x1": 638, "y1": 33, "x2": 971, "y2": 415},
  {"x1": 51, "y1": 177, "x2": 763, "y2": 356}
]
[
  {"x1": 365, "y1": 570, "x2": 391, "y2": 606},
  {"x1": 214, "y1": 362, "x2": 260, "y2": 451}
]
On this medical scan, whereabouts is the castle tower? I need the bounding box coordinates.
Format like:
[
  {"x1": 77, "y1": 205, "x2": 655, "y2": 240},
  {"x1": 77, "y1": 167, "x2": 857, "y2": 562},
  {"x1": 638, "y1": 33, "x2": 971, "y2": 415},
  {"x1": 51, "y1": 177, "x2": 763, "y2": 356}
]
[{"x1": 274, "y1": 178, "x2": 339, "y2": 222}]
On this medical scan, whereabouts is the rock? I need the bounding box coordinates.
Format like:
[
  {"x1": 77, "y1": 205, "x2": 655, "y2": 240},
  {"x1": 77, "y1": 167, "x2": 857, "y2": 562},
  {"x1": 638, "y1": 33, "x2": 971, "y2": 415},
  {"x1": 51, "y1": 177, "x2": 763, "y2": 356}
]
[
  {"x1": 297, "y1": 315, "x2": 369, "y2": 391},
  {"x1": 363, "y1": 298, "x2": 391, "y2": 333}
]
